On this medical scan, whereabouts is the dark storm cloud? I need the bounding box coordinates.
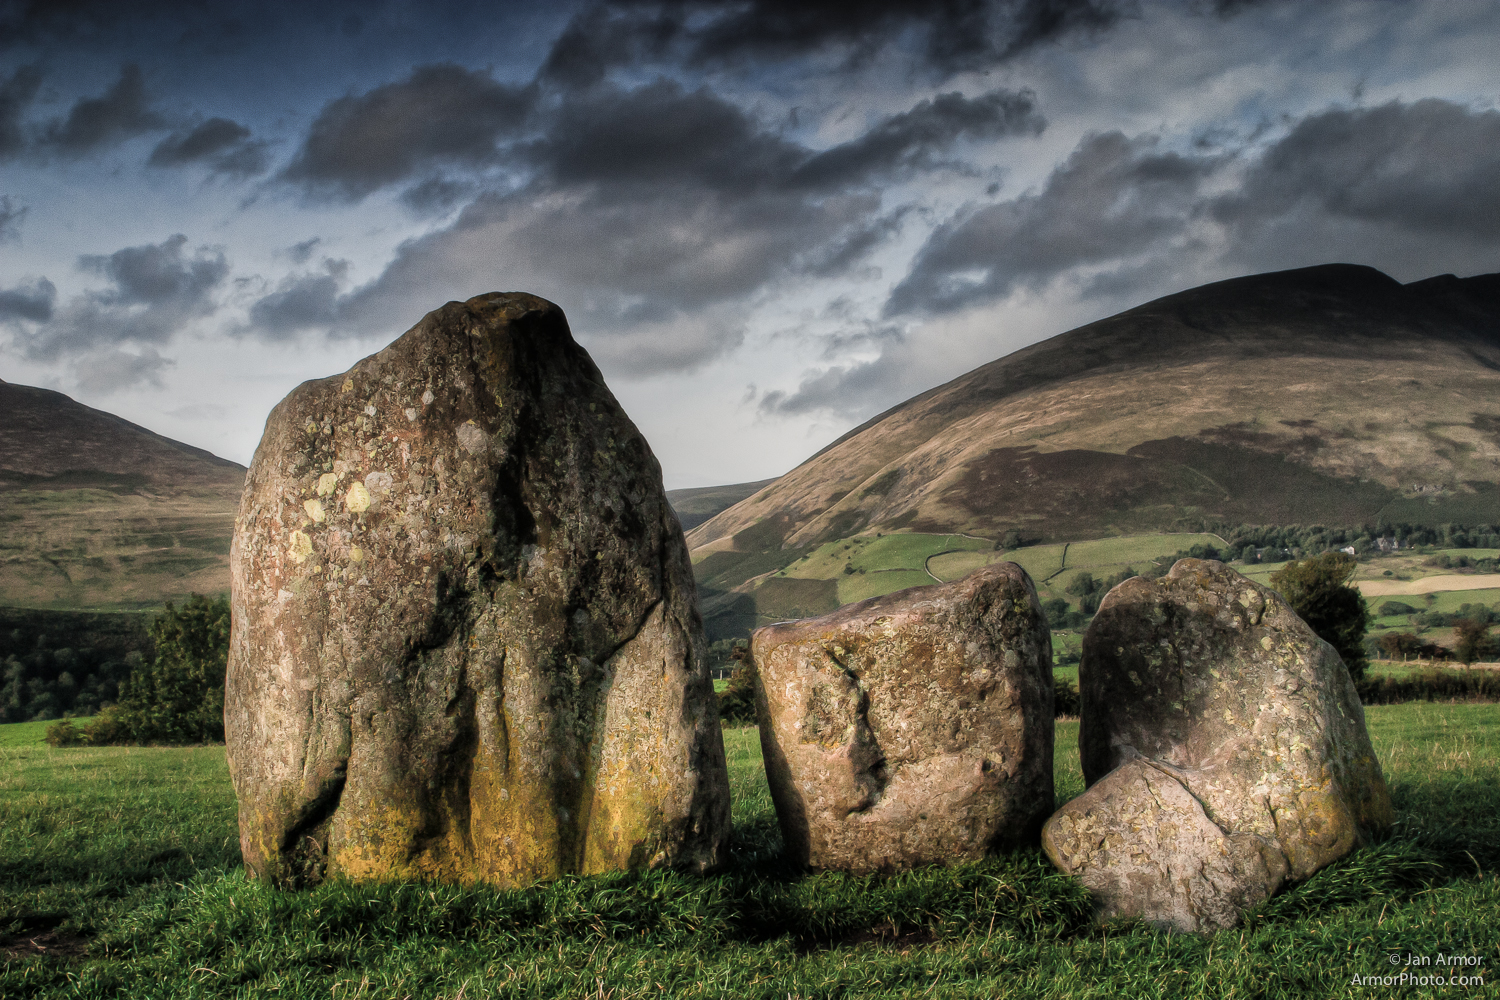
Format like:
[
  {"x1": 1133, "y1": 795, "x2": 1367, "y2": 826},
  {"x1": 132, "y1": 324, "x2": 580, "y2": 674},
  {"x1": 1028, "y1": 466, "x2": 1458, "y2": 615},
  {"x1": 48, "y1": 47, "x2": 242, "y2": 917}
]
[
  {"x1": 887, "y1": 130, "x2": 1218, "y2": 315},
  {"x1": 244, "y1": 259, "x2": 348, "y2": 341},
  {"x1": 79, "y1": 234, "x2": 228, "y2": 308},
  {"x1": 17, "y1": 234, "x2": 229, "y2": 360},
  {"x1": 258, "y1": 76, "x2": 1043, "y2": 367},
  {"x1": 527, "y1": 78, "x2": 805, "y2": 190},
  {"x1": 38, "y1": 64, "x2": 165, "y2": 156},
  {"x1": 0, "y1": 0, "x2": 163, "y2": 46},
  {"x1": 759, "y1": 352, "x2": 909, "y2": 417},
  {"x1": 0, "y1": 64, "x2": 42, "y2": 158},
  {"x1": 793, "y1": 208, "x2": 913, "y2": 278},
  {"x1": 285, "y1": 237, "x2": 321, "y2": 264},
  {"x1": 148, "y1": 117, "x2": 269, "y2": 176},
  {"x1": 540, "y1": 0, "x2": 1132, "y2": 86},
  {"x1": 279, "y1": 64, "x2": 534, "y2": 201},
  {"x1": 0, "y1": 194, "x2": 26, "y2": 241},
  {"x1": 399, "y1": 175, "x2": 477, "y2": 214},
  {"x1": 1214, "y1": 99, "x2": 1500, "y2": 239},
  {"x1": 0, "y1": 277, "x2": 56, "y2": 323},
  {"x1": 790, "y1": 89, "x2": 1044, "y2": 188}
]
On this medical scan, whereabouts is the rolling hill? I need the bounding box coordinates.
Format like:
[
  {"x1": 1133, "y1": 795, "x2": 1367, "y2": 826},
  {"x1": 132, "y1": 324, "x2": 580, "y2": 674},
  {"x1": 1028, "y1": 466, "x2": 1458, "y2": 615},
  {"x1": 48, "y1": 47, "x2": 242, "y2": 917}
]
[
  {"x1": 686, "y1": 263, "x2": 1500, "y2": 637},
  {"x1": 665, "y1": 478, "x2": 778, "y2": 530},
  {"x1": 0, "y1": 379, "x2": 245, "y2": 610}
]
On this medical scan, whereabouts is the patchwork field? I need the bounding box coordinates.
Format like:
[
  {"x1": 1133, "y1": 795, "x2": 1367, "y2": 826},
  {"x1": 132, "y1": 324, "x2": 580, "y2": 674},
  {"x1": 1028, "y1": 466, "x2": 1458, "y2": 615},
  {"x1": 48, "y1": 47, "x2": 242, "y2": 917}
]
[
  {"x1": 2, "y1": 704, "x2": 1495, "y2": 998},
  {"x1": 738, "y1": 531, "x2": 1229, "y2": 649}
]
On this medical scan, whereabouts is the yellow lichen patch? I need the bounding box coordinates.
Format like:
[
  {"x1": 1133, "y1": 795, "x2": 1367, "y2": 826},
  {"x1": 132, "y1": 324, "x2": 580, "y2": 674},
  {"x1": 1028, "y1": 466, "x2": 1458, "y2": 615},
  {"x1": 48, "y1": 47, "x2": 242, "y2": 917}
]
[
  {"x1": 346, "y1": 481, "x2": 372, "y2": 512},
  {"x1": 305, "y1": 420, "x2": 318, "y2": 434},
  {"x1": 303, "y1": 498, "x2": 325, "y2": 522},
  {"x1": 316, "y1": 472, "x2": 339, "y2": 496},
  {"x1": 349, "y1": 545, "x2": 365, "y2": 563},
  {"x1": 342, "y1": 378, "x2": 354, "y2": 392},
  {"x1": 288, "y1": 530, "x2": 313, "y2": 563}
]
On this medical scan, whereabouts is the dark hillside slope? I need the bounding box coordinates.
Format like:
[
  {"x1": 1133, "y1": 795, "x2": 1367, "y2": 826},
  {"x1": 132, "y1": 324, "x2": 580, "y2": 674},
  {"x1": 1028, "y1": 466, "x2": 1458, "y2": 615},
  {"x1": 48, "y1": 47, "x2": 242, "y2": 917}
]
[
  {"x1": 0, "y1": 380, "x2": 245, "y2": 610},
  {"x1": 0, "y1": 380, "x2": 244, "y2": 489},
  {"x1": 687, "y1": 264, "x2": 1500, "y2": 582}
]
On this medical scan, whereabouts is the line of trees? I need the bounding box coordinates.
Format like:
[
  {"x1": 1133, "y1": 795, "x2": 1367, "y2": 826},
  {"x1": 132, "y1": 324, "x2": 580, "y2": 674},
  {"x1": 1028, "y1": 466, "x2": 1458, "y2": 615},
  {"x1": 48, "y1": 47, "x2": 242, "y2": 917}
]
[{"x1": 1212, "y1": 521, "x2": 1500, "y2": 561}]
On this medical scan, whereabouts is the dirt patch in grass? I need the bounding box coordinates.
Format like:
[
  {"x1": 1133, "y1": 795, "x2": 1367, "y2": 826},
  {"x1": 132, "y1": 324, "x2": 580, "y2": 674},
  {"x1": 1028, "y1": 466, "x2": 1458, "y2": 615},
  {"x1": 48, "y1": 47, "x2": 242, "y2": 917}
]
[{"x1": 0, "y1": 913, "x2": 90, "y2": 962}]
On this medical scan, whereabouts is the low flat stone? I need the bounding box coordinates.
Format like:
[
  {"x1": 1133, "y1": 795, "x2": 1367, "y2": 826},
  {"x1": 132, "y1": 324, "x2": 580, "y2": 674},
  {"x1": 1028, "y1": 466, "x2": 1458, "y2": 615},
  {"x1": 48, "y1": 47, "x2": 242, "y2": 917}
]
[
  {"x1": 226, "y1": 292, "x2": 730, "y2": 888},
  {"x1": 1043, "y1": 756, "x2": 1288, "y2": 933},
  {"x1": 752, "y1": 563, "x2": 1054, "y2": 873}
]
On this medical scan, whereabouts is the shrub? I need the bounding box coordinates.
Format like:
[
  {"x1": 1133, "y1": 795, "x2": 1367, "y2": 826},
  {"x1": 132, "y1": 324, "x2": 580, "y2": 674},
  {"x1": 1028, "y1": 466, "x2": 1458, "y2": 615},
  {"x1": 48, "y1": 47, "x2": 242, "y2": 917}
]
[
  {"x1": 81, "y1": 703, "x2": 135, "y2": 745},
  {"x1": 1377, "y1": 601, "x2": 1418, "y2": 617},
  {"x1": 1040, "y1": 597, "x2": 1086, "y2": 630},
  {"x1": 1269, "y1": 552, "x2": 1371, "y2": 681},
  {"x1": 1053, "y1": 678, "x2": 1079, "y2": 717},
  {"x1": 1452, "y1": 616, "x2": 1498, "y2": 665},
  {"x1": 82, "y1": 594, "x2": 230, "y2": 745},
  {"x1": 717, "y1": 645, "x2": 758, "y2": 726},
  {"x1": 44, "y1": 717, "x2": 85, "y2": 747},
  {"x1": 1377, "y1": 631, "x2": 1449, "y2": 662}
]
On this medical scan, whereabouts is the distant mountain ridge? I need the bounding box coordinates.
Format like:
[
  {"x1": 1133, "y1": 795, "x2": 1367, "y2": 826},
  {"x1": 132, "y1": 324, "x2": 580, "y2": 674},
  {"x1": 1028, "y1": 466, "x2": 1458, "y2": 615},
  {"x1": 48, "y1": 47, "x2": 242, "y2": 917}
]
[
  {"x1": 0, "y1": 379, "x2": 244, "y2": 489},
  {"x1": 666, "y1": 478, "x2": 778, "y2": 530},
  {"x1": 0, "y1": 379, "x2": 244, "y2": 611},
  {"x1": 685, "y1": 264, "x2": 1500, "y2": 630}
]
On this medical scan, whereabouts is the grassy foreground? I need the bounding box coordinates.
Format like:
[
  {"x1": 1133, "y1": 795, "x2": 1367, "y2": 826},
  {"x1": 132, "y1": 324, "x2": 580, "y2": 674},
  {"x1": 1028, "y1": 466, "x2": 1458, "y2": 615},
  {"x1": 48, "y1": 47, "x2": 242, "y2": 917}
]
[{"x1": 2, "y1": 707, "x2": 1497, "y2": 999}]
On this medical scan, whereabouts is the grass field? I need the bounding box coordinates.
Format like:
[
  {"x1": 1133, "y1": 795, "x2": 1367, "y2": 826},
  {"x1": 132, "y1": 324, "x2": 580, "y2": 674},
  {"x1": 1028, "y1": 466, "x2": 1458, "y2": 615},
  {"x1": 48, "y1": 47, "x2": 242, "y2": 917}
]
[
  {"x1": 779, "y1": 533, "x2": 991, "y2": 582},
  {"x1": 2, "y1": 703, "x2": 1497, "y2": 998},
  {"x1": 780, "y1": 532, "x2": 1230, "y2": 618}
]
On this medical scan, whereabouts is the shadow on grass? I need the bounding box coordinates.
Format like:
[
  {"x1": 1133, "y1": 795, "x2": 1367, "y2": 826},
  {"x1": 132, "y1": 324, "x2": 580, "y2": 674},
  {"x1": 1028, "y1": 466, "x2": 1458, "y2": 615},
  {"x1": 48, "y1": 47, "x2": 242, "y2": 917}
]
[{"x1": 0, "y1": 842, "x2": 239, "y2": 896}]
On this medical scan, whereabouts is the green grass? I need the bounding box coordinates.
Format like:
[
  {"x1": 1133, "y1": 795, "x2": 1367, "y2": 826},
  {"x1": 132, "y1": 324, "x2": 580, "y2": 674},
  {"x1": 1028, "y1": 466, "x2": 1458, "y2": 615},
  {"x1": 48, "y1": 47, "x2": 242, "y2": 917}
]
[
  {"x1": 766, "y1": 532, "x2": 1261, "y2": 628},
  {"x1": 2, "y1": 705, "x2": 1497, "y2": 998},
  {"x1": 780, "y1": 532, "x2": 990, "y2": 583},
  {"x1": 836, "y1": 570, "x2": 934, "y2": 604},
  {"x1": 1062, "y1": 533, "x2": 1224, "y2": 569},
  {"x1": 1411, "y1": 588, "x2": 1500, "y2": 612},
  {"x1": 0, "y1": 720, "x2": 69, "y2": 748}
]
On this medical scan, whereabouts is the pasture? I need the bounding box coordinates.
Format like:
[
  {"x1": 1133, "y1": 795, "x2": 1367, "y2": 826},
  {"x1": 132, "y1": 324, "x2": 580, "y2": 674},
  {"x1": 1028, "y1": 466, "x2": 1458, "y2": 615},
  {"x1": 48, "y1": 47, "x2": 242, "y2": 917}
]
[
  {"x1": 2, "y1": 704, "x2": 1496, "y2": 998},
  {"x1": 778, "y1": 531, "x2": 1230, "y2": 617}
]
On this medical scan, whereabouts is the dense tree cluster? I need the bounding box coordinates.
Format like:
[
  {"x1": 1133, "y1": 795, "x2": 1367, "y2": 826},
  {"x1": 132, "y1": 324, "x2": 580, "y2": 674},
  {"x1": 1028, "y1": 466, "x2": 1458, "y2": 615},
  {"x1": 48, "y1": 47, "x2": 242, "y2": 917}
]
[
  {"x1": 1065, "y1": 568, "x2": 1140, "y2": 614},
  {"x1": 1, "y1": 642, "x2": 137, "y2": 723}
]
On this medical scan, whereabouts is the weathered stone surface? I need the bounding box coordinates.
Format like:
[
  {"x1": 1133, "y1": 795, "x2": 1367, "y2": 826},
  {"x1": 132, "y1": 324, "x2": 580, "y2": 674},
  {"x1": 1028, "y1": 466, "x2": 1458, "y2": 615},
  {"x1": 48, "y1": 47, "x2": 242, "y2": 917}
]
[
  {"x1": 226, "y1": 292, "x2": 730, "y2": 888},
  {"x1": 1043, "y1": 558, "x2": 1391, "y2": 930},
  {"x1": 752, "y1": 564, "x2": 1054, "y2": 873},
  {"x1": 1043, "y1": 755, "x2": 1288, "y2": 933}
]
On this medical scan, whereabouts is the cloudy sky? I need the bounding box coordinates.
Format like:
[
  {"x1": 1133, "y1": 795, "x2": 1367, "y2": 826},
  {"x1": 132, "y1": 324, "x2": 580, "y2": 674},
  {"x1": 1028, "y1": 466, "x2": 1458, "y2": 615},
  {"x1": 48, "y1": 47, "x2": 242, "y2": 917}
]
[{"x1": 2, "y1": 1, "x2": 1498, "y2": 488}]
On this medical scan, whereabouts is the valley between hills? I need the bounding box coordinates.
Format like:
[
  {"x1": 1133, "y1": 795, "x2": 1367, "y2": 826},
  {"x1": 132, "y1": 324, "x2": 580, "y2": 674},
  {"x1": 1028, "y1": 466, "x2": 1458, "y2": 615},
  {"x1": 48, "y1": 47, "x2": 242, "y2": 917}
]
[{"x1": 6, "y1": 262, "x2": 1500, "y2": 658}]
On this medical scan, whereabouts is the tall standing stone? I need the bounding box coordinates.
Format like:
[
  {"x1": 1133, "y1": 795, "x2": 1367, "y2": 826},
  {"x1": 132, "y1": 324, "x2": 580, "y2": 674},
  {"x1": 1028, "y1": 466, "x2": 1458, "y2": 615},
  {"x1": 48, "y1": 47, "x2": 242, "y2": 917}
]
[
  {"x1": 753, "y1": 564, "x2": 1054, "y2": 873},
  {"x1": 1043, "y1": 559, "x2": 1392, "y2": 931},
  {"x1": 226, "y1": 292, "x2": 730, "y2": 888}
]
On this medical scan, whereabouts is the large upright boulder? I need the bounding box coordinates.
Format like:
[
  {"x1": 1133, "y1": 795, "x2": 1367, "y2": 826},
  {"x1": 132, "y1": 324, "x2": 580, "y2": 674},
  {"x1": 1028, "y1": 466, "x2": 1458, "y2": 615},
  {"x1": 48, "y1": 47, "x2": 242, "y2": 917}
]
[
  {"x1": 1043, "y1": 559, "x2": 1392, "y2": 931},
  {"x1": 226, "y1": 292, "x2": 730, "y2": 888},
  {"x1": 753, "y1": 564, "x2": 1054, "y2": 873}
]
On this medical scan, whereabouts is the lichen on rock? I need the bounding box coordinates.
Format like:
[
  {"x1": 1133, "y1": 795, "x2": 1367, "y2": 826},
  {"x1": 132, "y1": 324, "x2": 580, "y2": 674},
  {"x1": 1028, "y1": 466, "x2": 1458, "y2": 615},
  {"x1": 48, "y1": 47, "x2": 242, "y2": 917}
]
[{"x1": 226, "y1": 292, "x2": 730, "y2": 889}]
